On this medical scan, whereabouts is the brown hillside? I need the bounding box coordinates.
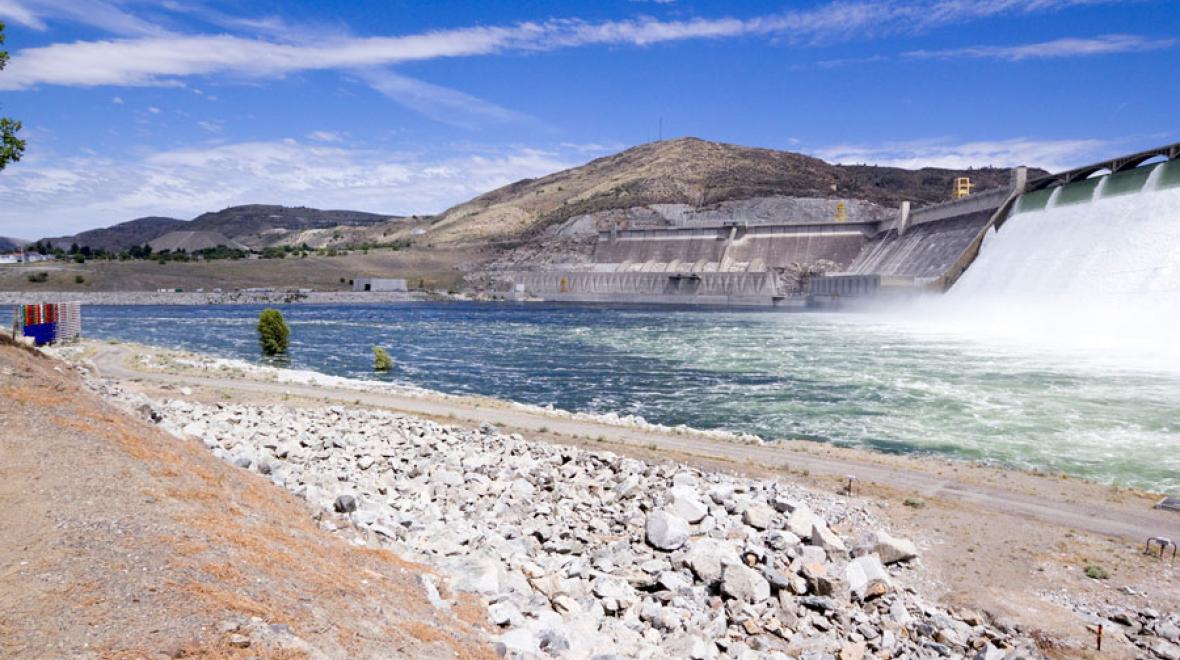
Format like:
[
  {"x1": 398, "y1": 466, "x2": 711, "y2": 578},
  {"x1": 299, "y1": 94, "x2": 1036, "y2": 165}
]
[{"x1": 419, "y1": 137, "x2": 1036, "y2": 245}]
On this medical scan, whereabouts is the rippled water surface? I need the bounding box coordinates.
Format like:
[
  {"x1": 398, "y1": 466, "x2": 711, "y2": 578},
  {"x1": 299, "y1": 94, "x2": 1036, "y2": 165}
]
[{"x1": 57, "y1": 302, "x2": 1180, "y2": 492}]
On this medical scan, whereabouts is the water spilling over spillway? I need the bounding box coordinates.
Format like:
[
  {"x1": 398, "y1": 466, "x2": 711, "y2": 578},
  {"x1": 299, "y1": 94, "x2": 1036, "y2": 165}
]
[
  {"x1": 955, "y1": 161, "x2": 1180, "y2": 303},
  {"x1": 943, "y1": 160, "x2": 1180, "y2": 367}
]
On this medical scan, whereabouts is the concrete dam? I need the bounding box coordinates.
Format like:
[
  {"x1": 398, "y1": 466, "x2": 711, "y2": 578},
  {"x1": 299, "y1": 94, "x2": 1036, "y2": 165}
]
[{"x1": 511, "y1": 142, "x2": 1180, "y2": 306}]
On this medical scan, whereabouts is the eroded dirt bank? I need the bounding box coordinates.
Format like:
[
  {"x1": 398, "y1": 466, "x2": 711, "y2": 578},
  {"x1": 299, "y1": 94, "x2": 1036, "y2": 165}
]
[{"x1": 0, "y1": 337, "x2": 492, "y2": 658}]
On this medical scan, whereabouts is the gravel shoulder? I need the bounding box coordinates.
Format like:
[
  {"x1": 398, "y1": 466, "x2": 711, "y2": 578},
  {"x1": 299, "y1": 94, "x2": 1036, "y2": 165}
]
[
  {"x1": 0, "y1": 338, "x2": 494, "y2": 658},
  {"x1": 76, "y1": 339, "x2": 1180, "y2": 658}
]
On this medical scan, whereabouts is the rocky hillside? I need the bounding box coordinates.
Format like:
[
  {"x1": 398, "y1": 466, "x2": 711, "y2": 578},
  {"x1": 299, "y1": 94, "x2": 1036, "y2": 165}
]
[
  {"x1": 44, "y1": 205, "x2": 399, "y2": 252},
  {"x1": 414, "y1": 138, "x2": 1037, "y2": 245},
  {"x1": 43, "y1": 216, "x2": 186, "y2": 252}
]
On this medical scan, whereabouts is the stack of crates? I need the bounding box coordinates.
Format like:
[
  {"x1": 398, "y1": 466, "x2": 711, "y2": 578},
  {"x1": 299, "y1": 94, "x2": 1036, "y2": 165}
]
[{"x1": 12, "y1": 302, "x2": 82, "y2": 346}]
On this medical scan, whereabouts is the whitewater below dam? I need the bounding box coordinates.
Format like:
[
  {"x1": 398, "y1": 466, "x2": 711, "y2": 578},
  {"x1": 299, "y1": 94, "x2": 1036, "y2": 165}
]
[{"x1": 61, "y1": 301, "x2": 1179, "y2": 493}]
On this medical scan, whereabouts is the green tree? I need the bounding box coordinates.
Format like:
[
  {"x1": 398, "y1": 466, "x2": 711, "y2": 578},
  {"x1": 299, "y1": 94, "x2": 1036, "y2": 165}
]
[
  {"x1": 257, "y1": 308, "x2": 290, "y2": 356},
  {"x1": 372, "y1": 345, "x2": 393, "y2": 371},
  {"x1": 0, "y1": 22, "x2": 26, "y2": 171}
]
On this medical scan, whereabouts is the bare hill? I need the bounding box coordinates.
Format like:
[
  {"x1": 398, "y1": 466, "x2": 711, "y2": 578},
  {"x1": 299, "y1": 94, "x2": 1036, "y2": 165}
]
[
  {"x1": 416, "y1": 138, "x2": 1039, "y2": 245},
  {"x1": 44, "y1": 216, "x2": 186, "y2": 252},
  {"x1": 44, "y1": 205, "x2": 400, "y2": 252}
]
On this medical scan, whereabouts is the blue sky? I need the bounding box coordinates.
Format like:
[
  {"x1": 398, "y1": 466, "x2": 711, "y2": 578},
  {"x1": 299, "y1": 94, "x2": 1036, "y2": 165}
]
[{"x1": 0, "y1": 0, "x2": 1177, "y2": 238}]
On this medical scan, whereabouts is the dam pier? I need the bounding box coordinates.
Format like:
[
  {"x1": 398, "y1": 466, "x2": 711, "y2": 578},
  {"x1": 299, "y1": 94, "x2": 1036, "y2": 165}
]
[{"x1": 507, "y1": 142, "x2": 1180, "y2": 307}]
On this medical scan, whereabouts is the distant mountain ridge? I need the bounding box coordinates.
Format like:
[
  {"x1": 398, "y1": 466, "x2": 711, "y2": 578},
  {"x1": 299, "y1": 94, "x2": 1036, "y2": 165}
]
[
  {"x1": 43, "y1": 205, "x2": 398, "y2": 252},
  {"x1": 0, "y1": 236, "x2": 30, "y2": 252}
]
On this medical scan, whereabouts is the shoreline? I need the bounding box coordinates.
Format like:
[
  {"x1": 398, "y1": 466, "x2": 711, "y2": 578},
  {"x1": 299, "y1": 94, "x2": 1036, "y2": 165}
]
[
  {"x1": 49, "y1": 337, "x2": 1180, "y2": 658},
  {"x1": 71, "y1": 337, "x2": 1179, "y2": 499},
  {"x1": 0, "y1": 290, "x2": 433, "y2": 306}
]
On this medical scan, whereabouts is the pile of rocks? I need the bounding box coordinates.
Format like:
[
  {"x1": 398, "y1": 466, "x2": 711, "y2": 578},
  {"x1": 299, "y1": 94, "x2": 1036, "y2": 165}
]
[
  {"x1": 1108, "y1": 608, "x2": 1180, "y2": 659},
  {"x1": 117, "y1": 391, "x2": 1041, "y2": 659}
]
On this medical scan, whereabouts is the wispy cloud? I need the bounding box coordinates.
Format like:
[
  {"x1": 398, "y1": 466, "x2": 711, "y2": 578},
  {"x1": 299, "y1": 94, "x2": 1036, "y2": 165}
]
[
  {"x1": 2, "y1": 0, "x2": 170, "y2": 36},
  {"x1": 0, "y1": 0, "x2": 45, "y2": 30},
  {"x1": 814, "y1": 137, "x2": 1113, "y2": 172},
  {"x1": 0, "y1": 1, "x2": 1139, "y2": 91},
  {"x1": 360, "y1": 70, "x2": 529, "y2": 129},
  {"x1": 906, "y1": 34, "x2": 1176, "y2": 61},
  {"x1": 307, "y1": 130, "x2": 342, "y2": 143},
  {"x1": 0, "y1": 140, "x2": 578, "y2": 237}
]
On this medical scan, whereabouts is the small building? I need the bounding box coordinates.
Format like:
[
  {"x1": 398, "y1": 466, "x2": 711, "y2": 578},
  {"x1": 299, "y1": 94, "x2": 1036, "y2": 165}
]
[{"x1": 351, "y1": 277, "x2": 407, "y2": 292}]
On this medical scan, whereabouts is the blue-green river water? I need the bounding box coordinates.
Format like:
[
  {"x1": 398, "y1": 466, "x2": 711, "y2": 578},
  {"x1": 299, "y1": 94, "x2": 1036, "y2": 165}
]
[{"x1": 38, "y1": 302, "x2": 1180, "y2": 493}]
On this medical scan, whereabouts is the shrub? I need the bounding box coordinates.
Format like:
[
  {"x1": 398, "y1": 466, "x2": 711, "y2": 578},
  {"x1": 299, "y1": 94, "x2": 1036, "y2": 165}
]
[
  {"x1": 257, "y1": 308, "x2": 290, "y2": 356},
  {"x1": 372, "y1": 345, "x2": 393, "y2": 371},
  {"x1": 26, "y1": 271, "x2": 48, "y2": 283},
  {"x1": 74, "y1": 274, "x2": 85, "y2": 284},
  {"x1": 903, "y1": 497, "x2": 926, "y2": 509},
  {"x1": 1084, "y1": 565, "x2": 1110, "y2": 580}
]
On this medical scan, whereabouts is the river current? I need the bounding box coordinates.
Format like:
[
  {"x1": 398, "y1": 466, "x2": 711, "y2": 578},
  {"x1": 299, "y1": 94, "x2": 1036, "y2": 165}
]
[{"x1": 62, "y1": 302, "x2": 1180, "y2": 493}]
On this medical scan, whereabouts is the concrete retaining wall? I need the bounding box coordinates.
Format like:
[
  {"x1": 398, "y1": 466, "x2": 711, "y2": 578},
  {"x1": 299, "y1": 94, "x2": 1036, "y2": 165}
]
[
  {"x1": 847, "y1": 210, "x2": 993, "y2": 279},
  {"x1": 594, "y1": 223, "x2": 876, "y2": 271},
  {"x1": 516, "y1": 269, "x2": 783, "y2": 299}
]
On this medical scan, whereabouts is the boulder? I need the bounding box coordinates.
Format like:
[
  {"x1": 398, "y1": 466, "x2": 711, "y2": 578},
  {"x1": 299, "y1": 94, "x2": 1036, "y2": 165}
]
[
  {"x1": 721, "y1": 564, "x2": 771, "y2": 603},
  {"x1": 646, "y1": 511, "x2": 690, "y2": 551},
  {"x1": 787, "y1": 505, "x2": 818, "y2": 539},
  {"x1": 874, "y1": 531, "x2": 918, "y2": 564},
  {"x1": 333, "y1": 493, "x2": 357, "y2": 513},
  {"x1": 592, "y1": 576, "x2": 639, "y2": 613},
  {"x1": 811, "y1": 521, "x2": 847, "y2": 555},
  {"x1": 686, "y1": 538, "x2": 740, "y2": 583},
  {"x1": 742, "y1": 502, "x2": 774, "y2": 530},
  {"x1": 669, "y1": 493, "x2": 709, "y2": 524},
  {"x1": 846, "y1": 554, "x2": 891, "y2": 601}
]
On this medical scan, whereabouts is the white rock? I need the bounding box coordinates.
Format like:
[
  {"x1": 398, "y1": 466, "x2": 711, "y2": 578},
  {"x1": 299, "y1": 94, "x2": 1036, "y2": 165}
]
[
  {"x1": 742, "y1": 502, "x2": 774, "y2": 530},
  {"x1": 787, "y1": 505, "x2": 818, "y2": 539},
  {"x1": 669, "y1": 493, "x2": 709, "y2": 524},
  {"x1": 497, "y1": 628, "x2": 538, "y2": 655},
  {"x1": 874, "y1": 530, "x2": 918, "y2": 564},
  {"x1": 721, "y1": 564, "x2": 771, "y2": 603},
  {"x1": 686, "y1": 538, "x2": 740, "y2": 583},
  {"x1": 811, "y1": 521, "x2": 847, "y2": 555},
  {"x1": 846, "y1": 554, "x2": 891, "y2": 601},
  {"x1": 646, "y1": 511, "x2": 690, "y2": 551}
]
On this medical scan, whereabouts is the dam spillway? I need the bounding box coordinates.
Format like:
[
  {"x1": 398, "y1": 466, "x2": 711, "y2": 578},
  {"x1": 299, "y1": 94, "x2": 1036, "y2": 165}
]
[
  {"x1": 508, "y1": 142, "x2": 1180, "y2": 307},
  {"x1": 952, "y1": 160, "x2": 1180, "y2": 304}
]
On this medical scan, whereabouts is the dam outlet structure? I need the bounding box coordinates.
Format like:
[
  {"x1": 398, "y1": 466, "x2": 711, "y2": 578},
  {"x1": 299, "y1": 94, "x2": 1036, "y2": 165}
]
[{"x1": 506, "y1": 141, "x2": 1180, "y2": 308}]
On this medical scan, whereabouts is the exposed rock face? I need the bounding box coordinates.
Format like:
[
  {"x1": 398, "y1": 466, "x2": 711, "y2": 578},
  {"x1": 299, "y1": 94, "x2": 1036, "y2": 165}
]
[{"x1": 90, "y1": 386, "x2": 1048, "y2": 659}]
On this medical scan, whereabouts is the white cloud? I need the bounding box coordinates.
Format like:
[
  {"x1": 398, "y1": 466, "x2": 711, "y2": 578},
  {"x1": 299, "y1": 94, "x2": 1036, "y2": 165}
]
[
  {"x1": 0, "y1": 1, "x2": 1137, "y2": 90},
  {"x1": 196, "y1": 119, "x2": 221, "y2": 133},
  {"x1": 906, "y1": 34, "x2": 1176, "y2": 61},
  {"x1": 2, "y1": 0, "x2": 170, "y2": 36},
  {"x1": 146, "y1": 105, "x2": 160, "y2": 114},
  {"x1": 111, "y1": 95, "x2": 123, "y2": 103},
  {"x1": 0, "y1": 0, "x2": 45, "y2": 29},
  {"x1": 307, "y1": 130, "x2": 342, "y2": 142},
  {"x1": 0, "y1": 140, "x2": 576, "y2": 237},
  {"x1": 813, "y1": 137, "x2": 1112, "y2": 172},
  {"x1": 360, "y1": 70, "x2": 528, "y2": 129}
]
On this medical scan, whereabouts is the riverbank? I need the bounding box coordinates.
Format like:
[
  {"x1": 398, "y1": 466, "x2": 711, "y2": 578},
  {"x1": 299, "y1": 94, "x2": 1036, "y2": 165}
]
[
  {"x1": 0, "y1": 289, "x2": 430, "y2": 305},
  {"x1": 50, "y1": 338, "x2": 1180, "y2": 658},
  {"x1": 0, "y1": 336, "x2": 493, "y2": 657}
]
